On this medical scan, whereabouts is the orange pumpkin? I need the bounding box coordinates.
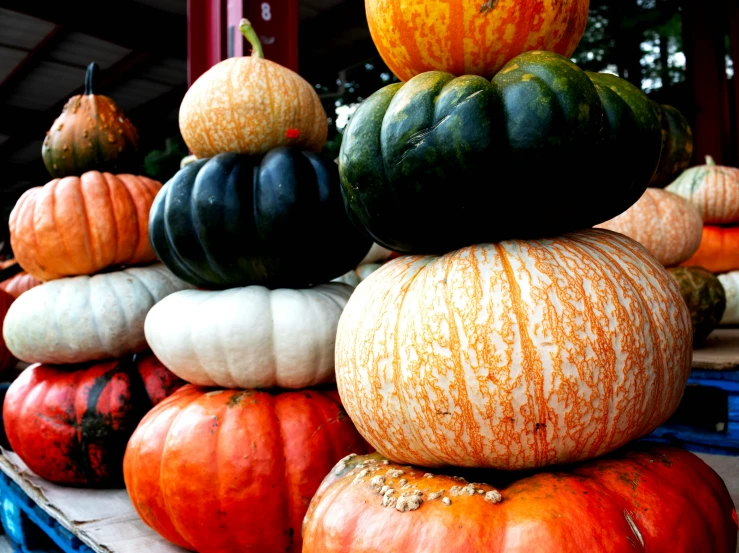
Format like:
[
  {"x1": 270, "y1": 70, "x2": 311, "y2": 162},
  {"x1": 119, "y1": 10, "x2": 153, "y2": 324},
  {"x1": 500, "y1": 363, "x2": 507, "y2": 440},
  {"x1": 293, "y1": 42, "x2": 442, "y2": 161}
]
[
  {"x1": 9, "y1": 171, "x2": 162, "y2": 281},
  {"x1": 0, "y1": 272, "x2": 42, "y2": 299},
  {"x1": 336, "y1": 229, "x2": 692, "y2": 470},
  {"x1": 666, "y1": 156, "x2": 739, "y2": 223},
  {"x1": 365, "y1": 0, "x2": 590, "y2": 81},
  {"x1": 179, "y1": 20, "x2": 327, "y2": 158},
  {"x1": 681, "y1": 226, "x2": 739, "y2": 273},
  {"x1": 595, "y1": 188, "x2": 703, "y2": 267}
]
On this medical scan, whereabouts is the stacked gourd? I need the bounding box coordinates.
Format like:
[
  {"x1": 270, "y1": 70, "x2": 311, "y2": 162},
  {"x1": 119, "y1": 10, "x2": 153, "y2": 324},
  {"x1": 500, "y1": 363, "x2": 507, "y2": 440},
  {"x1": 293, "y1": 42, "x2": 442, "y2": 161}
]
[
  {"x1": 301, "y1": 2, "x2": 738, "y2": 551},
  {"x1": 0, "y1": 63, "x2": 192, "y2": 488},
  {"x1": 122, "y1": 20, "x2": 372, "y2": 553}
]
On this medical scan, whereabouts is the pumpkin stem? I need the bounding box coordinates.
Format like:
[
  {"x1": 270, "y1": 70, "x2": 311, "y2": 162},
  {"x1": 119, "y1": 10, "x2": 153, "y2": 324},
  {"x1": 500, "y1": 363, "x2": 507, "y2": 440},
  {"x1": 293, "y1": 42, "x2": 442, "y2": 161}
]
[
  {"x1": 84, "y1": 62, "x2": 98, "y2": 95},
  {"x1": 705, "y1": 155, "x2": 716, "y2": 166},
  {"x1": 239, "y1": 19, "x2": 264, "y2": 59}
]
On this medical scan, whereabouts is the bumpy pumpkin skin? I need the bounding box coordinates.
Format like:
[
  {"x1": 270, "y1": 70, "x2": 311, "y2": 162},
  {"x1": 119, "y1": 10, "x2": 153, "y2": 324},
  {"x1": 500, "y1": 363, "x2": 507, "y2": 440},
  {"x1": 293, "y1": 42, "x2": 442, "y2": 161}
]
[
  {"x1": 303, "y1": 445, "x2": 738, "y2": 553},
  {"x1": 595, "y1": 188, "x2": 703, "y2": 267},
  {"x1": 681, "y1": 226, "x2": 739, "y2": 274},
  {"x1": 650, "y1": 104, "x2": 694, "y2": 188},
  {"x1": 336, "y1": 229, "x2": 692, "y2": 470},
  {"x1": 666, "y1": 156, "x2": 739, "y2": 224},
  {"x1": 340, "y1": 52, "x2": 661, "y2": 253},
  {"x1": 9, "y1": 171, "x2": 162, "y2": 281},
  {"x1": 668, "y1": 267, "x2": 726, "y2": 345},
  {"x1": 149, "y1": 148, "x2": 371, "y2": 289},
  {"x1": 42, "y1": 63, "x2": 140, "y2": 178},
  {"x1": 123, "y1": 386, "x2": 371, "y2": 553},
  {"x1": 3, "y1": 352, "x2": 184, "y2": 487},
  {"x1": 366, "y1": 0, "x2": 589, "y2": 81},
  {"x1": 0, "y1": 272, "x2": 42, "y2": 299}
]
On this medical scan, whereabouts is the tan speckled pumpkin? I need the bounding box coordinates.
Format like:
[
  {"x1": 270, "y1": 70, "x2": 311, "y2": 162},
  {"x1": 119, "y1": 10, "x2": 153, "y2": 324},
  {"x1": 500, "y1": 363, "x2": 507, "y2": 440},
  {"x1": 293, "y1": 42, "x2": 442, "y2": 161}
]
[
  {"x1": 179, "y1": 20, "x2": 327, "y2": 158},
  {"x1": 336, "y1": 229, "x2": 692, "y2": 470},
  {"x1": 595, "y1": 188, "x2": 703, "y2": 267},
  {"x1": 666, "y1": 156, "x2": 739, "y2": 224}
]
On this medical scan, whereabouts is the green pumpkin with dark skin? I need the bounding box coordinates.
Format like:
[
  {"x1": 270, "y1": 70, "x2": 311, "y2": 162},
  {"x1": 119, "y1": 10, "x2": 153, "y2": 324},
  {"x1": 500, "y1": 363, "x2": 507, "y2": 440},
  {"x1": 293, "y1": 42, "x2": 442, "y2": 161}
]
[
  {"x1": 668, "y1": 266, "x2": 726, "y2": 345},
  {"x1": 340, "y1": 51, "x2": 662, "y2": 254},
  {"x1": 149, "y1": 147, "x2": 372, "y2": 289},
  {"x1": 650, "y1": 104, "x2": 694, "y2": 188}
]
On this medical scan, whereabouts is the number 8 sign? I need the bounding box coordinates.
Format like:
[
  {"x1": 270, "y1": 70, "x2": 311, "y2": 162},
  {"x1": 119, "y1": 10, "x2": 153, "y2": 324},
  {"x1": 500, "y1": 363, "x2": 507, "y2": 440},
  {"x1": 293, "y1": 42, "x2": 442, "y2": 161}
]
[
  {"x1": 261, "y1": 2, "x2": 272, "y2": 21},
  {"x1": 229, "y1": 0, "x2": 299, "y2": 71}
]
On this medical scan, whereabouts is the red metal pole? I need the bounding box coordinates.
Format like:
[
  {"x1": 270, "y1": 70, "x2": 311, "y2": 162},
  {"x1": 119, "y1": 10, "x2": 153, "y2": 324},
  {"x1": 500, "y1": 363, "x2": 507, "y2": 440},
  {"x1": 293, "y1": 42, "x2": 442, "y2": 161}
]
[
  {"x1": 188, "y1": 0, "x2": 227, "y2": 86},
  {"x1": 728, "y1": 0, "x2": 739, "y2": 164}
]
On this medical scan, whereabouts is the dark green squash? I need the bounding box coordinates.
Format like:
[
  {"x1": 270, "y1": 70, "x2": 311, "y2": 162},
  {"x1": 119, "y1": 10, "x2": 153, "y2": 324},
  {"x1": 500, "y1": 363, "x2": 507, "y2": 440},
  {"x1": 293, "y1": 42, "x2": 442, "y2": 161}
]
[
  {"x1": 148, "y1": 147, "x2": 372, "y2": 289},
  {"x1": 339, "y1": 51, "x2": 662, "y2": 254},
  {"x1": 668, "y1": 266, "x2": 726, "y2": 345},
  {"x1": 650, "y1": 104, "x2": 694, "y2": 188}
]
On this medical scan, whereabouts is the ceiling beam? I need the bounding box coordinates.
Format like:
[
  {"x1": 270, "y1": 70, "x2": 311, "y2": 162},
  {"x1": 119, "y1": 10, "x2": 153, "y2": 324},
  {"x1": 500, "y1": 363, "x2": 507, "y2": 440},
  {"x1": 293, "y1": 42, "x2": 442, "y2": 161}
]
[{"x1": 0, "y1": 1, "x2": 186, "y2": 59}]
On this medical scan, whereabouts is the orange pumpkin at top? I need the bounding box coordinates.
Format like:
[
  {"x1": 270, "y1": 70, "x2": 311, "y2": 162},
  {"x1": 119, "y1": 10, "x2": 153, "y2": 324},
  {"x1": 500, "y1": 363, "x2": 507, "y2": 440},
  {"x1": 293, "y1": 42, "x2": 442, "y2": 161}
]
[
  {"x1": 179, "y1": 20, "x2": 328, "y2": 158},
  {"x1": 365, "y1": 0, "x2": 590, "y2": 81},
  {"x1": 9, "y1": 171, "x2": 162, "y2": 281}
]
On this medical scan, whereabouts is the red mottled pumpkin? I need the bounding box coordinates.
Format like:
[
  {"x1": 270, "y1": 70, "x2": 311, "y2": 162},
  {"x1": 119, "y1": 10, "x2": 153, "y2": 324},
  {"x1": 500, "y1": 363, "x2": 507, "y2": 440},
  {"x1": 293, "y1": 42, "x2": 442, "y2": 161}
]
[
  {"x1": 0, "y1": 271, "x2": 42, "y2": 299},
  {"x1": 3, "y1": 352, "x2": 184, "y2": 487},
  {"x1": 0, "y1": 290, "x2": 15, "y2": 375},
  {"x1": 682, "y1": 226, "x2": 739, "y2": 273},
  {"x1": 123, "y1": 385, "x2": 370, "y2": 553},
  {"x1": 303, "y1": 444, "x2": 738, "y2": 553}
]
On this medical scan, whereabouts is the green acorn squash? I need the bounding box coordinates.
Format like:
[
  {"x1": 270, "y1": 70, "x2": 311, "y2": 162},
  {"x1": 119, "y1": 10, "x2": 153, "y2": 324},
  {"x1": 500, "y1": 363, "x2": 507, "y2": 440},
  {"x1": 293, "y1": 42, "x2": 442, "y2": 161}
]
[
  {"x1": 339, "y1": 51, "x2": 662, "y2": 254},
  {"x1": 650, "y1": 104, "x2": 694, "y2": 188},
  {"x1": 668, "y1": 266, "x2": 726, "y2": 345},
  {"x1": 148, "y1": 147, "x2": 372, "y2": 289}
]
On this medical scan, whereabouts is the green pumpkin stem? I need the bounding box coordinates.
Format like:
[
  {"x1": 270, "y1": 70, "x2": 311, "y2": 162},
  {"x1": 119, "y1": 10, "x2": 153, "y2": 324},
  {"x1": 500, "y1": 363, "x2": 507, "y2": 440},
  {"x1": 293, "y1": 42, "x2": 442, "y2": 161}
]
[
  {"x1": 84, "y1": 62, "x2": 98, "y2": 95},
  {"x1": 705, "y1": 155, "x2": 716, "y2": 166},
  {"x1": 239, "y1": 19, "x2": 264, "y2": 59}
]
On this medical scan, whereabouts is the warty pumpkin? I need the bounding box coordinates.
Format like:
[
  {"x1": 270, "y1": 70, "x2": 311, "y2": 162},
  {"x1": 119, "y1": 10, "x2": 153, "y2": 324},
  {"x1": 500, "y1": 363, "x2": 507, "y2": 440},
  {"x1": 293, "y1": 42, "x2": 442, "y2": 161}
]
[
  {"x1": 123, "y1": 385, "x2": 371, "y2": 553},
  {"x1": 718, "y1": 271, "x2": 739, "y2": 324},
  {"x1": 365, "y1": 0, "x2": 589, "y2": 81},
  {"x1": 145, "y1": 283, "x2": 353, "y2": 389},
  {"x1": 179, "y1": 20, "x2": 327, "y2": 158},
  {"x1": 3, "y1": 352, "x2": 184, "y2": 487},
  {"x1": 340, "y1": 52, "x2": 661, "y2": 253},
  {"x1": 302, "y1": 444, "x2": 738, "y2": 553},
  {"x1": 681, "y1": 226, "x2": 739, "y2": 274},
  {"x1": 42, "y1": 62, "x2": 140, "y2": 178},
  {"x1": 666, "y1": 155, "x2": 739, "y2": 223},
  {"x1": 149, "y1": 148, "x2": 371, "y2": 289},
  {"x1": 649, "y1": 104, "x2": 694, "y2": 188},
  {"x1": 0, "y1": 271, "x2": 42, "y2": 299},
  {"x1": 595, "y1": 188, "x2": 703, "y2": 267},
  {"x1": 668, "y1": 267, "x2": 726, "y2": 344},
  {"x1": 0, "y1": 290, "x2": 15, "y2": 376},
  {"x1": 336, "y1": 229, "x2": 692, "y2": 470},
  {"x1": 9, "y1": 171, "x2": 162, "y2": 281},
  {"x1": 3, "y1": 264, "x2": 193, "y2": 364}
]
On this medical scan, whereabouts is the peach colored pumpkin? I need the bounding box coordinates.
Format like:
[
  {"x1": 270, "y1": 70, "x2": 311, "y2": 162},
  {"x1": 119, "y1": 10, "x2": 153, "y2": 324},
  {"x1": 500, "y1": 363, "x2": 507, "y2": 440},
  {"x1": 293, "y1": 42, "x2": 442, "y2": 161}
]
[
  {"x1": 179, "y1": 20, "x2": 327, "y2": 158},
  {"x1": 0, "y1": 271, "x2": 42, "y2": 299},
  {"x1": 336, "y1": 229, "x2": 692, "y2": 470},
  {"x1": 9, "y1": 171, "x2": 161, "y2": 281},
  {"x1": 595, "y1": 188, "x2": 703, "y2": 267},
  {"x1": 666, "y1": 156, "x2": 739, "y2": 224}
]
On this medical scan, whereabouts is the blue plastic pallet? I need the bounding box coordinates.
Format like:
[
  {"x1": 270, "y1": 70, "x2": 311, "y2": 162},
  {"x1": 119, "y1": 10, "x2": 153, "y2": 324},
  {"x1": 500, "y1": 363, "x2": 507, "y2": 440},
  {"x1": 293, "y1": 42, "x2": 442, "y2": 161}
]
[
  {"x1": 644, "y1": 369, "x2": 739, "y2": 456},
  {"x1": 0, "y1": 473, "x2": 94, "y2": 553}
]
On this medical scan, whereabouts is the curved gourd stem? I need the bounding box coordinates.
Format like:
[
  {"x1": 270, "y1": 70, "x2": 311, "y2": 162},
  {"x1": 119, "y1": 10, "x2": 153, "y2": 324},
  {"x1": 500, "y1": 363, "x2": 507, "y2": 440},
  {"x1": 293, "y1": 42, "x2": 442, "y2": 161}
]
[
  {"x1": 705, "y1": 155, "x2": 716, "y2": 166},
  {"x1": 85, "y1": 62, "x2": 98, "y2": 95},
  {"x1": 239, "y1": 19, "x2": 264, "y2": 59}
]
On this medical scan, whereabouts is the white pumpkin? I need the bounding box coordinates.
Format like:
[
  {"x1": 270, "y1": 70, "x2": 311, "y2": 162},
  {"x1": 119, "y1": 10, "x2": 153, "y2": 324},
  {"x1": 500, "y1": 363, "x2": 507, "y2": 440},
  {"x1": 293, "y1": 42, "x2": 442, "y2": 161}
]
[
  {"x1": 333, "y1": 263, "x2": 384, "y2": 287},
  {"x1": 360, "y1": 243, "x2": 394, "y2": 265},
  {"x1": 718, "y1": 271, "x2": 739, "y2": 324},
  {"x1": 3, "y1": 264, "x2": 193, "y2": 364},
  {"x1": 144, "y1": 283, "x2": 353, "y2": 389}
]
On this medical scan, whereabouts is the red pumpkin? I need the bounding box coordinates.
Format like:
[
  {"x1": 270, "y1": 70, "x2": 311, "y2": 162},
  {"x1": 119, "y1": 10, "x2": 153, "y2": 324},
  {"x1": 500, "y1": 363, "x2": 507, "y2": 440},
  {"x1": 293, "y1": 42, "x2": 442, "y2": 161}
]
[
  {"x1": 303, "y1": 444, "x2": 738, "y2": 553},
  {"x1": 682, "y1": 226, "x2": 739, "y2": 273},
  {"x1": 123, "y1": 385, "x2": 371, "y2": 553},
  {"x1": 0, "y1": 290, "x2": 14, "y2": 375},
  {"x1": 0, "y1": 271, "x2": 42, "y2": 299},
  {"x1": 3, "y1": 352, "x2": 184, "y2": 487}
]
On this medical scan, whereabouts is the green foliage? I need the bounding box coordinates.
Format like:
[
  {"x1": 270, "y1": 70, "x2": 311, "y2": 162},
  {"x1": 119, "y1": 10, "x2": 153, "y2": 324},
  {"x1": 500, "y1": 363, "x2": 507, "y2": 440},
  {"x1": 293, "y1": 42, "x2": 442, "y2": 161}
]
[{"x1": 144, "y1": 136, "x2": 189, "y2": 184}]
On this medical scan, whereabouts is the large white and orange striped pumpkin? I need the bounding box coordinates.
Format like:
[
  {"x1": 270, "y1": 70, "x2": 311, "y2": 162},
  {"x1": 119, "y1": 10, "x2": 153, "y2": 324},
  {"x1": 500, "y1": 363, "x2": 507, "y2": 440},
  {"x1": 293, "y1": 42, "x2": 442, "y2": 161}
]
[
  {"x1": 595, "y1": 188, "x2": 703, "y2": 267},
  {"x1": 666, "y1": 156, "x2": 739, "y2": 224},
  {"x1": 179, "y1": 20, "x2": 327, "y2": 158},
  {"x1": 335, "y1": 229, "x2": 692, "y2": 470}
]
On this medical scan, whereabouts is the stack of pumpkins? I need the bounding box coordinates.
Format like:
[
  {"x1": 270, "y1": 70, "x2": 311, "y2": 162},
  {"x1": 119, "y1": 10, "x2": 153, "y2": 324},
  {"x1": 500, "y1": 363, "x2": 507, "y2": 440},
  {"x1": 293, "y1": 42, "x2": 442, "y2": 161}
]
[
  {"x1": 122, "y1": 21, "x2": 371, "y2": 553},
  {"x1": 301, "y1": 1, "x2": 737, "y2": 551},
  {"x1": 0, "y1": 63, "x2": 192, "y2": 487}
]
